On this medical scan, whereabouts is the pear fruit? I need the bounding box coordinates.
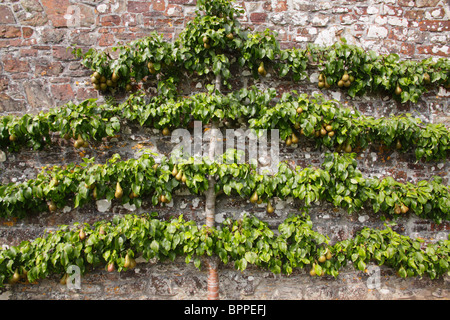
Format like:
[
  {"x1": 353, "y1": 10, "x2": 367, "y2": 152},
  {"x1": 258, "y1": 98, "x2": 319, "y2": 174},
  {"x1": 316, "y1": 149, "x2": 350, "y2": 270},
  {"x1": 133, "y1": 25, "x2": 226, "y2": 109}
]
[
  {"x1": 79, "y1": 229, "x2": 86, "y2": 241},
  {"x1": 115, "y1": 182, "x2": 123, "y2": 199},
  {"x1": 60, "y1": 273, "x2": 68, "y2": 285},
  {"x1": 162, "y1": 127, "x2": 170, "y2": 136},
  {"x1": 291, "y1": 133, "x2": 299, "y2": 144},
  {"x1": 124, "y1": 254, "x2": 131, "y2": 268},
  {"x1": 176, "y1": 170, "x2": 183, "y2": 181},
  {"x1": 258, "y1": 62, "x2": 265, "y2": 76},
  {"x1": 326, "y1": 250, "x2": 332, "y2": 260},
  {"x1": 129, "y1": 257, "x2": 137, "y2": 269},
  {"x1": 342, "y1": 71, "x2": 349, "y2": 82},
  {"x1": 400, "y1": 204, "x2": 409, "y2": 214},
  {"x1": 344, "y1": 144, "x2": 352, "y2": 153},
  {"x1": 181, "y1": 173, "x2": 187, "y2": 183},
  {"x1": 318, "y1": 255, "x2": 326, "y2": 263},
  {"x1": 107, "y1": 263, "x2": 115, "y2": 272},
  {"x1": 48, "y1": 200, "x2": 57, "y2": 212},
  {"x1": 267, "y1": 202, "x2": 274, "y2": 214},
  {"x1": 92, "y1": 186, "x2": 98, "y2": 200},
  {"x1": 10, "y1": 269, "x2": 20, "y2": 284},
  {"x1": 395, "y1": 85, "x2": 402, "y2": 95},
  {"x1": 286, "y1": 136, "x2": 292, "y2": 146},
  {"x1": 396, "y1": 140, "x2": 402, "y2": 150},
  {"x1": 310, "y1": 266, "x2": 316, "y2": 277},
  {"x1": 250, "y1": 191, "x2": 258, "y2": 204},
  {"x1": 172, "y1": 166, "x2": 178, "y2": 177}
]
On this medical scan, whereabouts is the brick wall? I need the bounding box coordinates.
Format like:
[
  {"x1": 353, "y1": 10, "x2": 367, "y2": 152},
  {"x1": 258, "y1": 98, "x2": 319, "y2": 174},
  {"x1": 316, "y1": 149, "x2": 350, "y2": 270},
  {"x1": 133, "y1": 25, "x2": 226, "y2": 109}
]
[{"x1": 0, "y1": 0, "x2": 449, "y2": 300}]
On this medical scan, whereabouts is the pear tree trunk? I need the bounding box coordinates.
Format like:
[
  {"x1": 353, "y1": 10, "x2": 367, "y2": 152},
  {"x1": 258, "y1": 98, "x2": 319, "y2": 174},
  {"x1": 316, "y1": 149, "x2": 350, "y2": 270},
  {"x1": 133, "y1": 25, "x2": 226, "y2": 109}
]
[{"x1": 205, "y1": 75, "x2": 221, "y2": 300}]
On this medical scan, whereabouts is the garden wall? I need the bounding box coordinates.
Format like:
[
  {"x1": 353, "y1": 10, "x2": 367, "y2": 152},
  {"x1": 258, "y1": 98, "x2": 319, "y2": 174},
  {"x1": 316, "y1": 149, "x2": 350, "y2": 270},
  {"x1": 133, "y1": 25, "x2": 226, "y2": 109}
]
[{"x1": 0, "y1": 0, "x2": 449, "y2": 300}]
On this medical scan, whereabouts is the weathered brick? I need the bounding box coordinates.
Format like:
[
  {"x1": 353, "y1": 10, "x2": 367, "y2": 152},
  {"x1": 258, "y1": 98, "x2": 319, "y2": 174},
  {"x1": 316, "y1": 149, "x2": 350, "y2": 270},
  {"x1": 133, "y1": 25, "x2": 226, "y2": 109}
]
[
  {"x1": 250, "y1": 12, "x2": 267, "y2": 24},
  {"x1": 417, "y1": 44, "x2": 450, "y2": 56},
  {"x1": 0, "y1": 5, "x2": 15, "y2": 24},
  {"x1": 52, "y1": 46, "x2": 77, "y2": 60},
  {"x1": 153, "y1": 0, "x2": 166, "y2": 11},
  {"x1": 98, "y1": 33, "x2": 115, "y2": 47},
  {"x1": 100, "y1": 15, "x2": 122, "y2": 26},
  {"x1": 41, "y1": 0, "x2": 70, "y2": 28},
  {"x1": 127, "y1": 1, "x2": 150, "y2": 13},
  {"x1": 0, "y1": 26, "x2": 22, "y2": 39},
  {"x1": 35, "y1": 60, "x2": 64, "y2": 77},
  {"x1": 165, "y1": 4, "x2": 183, "y2": 17},
  {"x1": 419, "y1": 20, "x2": 450, "y2": 32},
  {"x1": 50, "y1": 83, "x2": 74, "y2": 103},
  {"x1": 416, "y1": 0, "x2": 440, "y2": 7},
  {"x1": 2, "y1": 56, "x2": 30, "y2": 73}
]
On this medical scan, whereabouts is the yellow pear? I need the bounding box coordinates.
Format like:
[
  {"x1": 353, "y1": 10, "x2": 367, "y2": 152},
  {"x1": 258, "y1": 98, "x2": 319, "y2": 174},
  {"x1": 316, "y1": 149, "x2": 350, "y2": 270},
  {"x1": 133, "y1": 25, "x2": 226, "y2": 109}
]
[{"x1": 115, "y1": 182, "x2": 123, "y2": 199}]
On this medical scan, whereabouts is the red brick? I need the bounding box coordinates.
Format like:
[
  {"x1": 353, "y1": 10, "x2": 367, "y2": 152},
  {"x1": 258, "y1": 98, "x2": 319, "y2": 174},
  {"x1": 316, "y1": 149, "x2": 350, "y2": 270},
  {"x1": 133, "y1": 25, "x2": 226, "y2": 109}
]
[
  {"x1": 100, "y1": 15, "x2": 121, "y2": 26},
  {"x1": 76, "y1": 87, "x2": 98, "y2": 101},
  {"x1": 0, "y1": 26, "x2": 22, "y2": 38},
  {"x1": 2, "y1": 56, "x2": 30, "y2": 73},
  {"x1": 98, "y1": 33, "x2": 115, "y2": 47},
  {"x1": 153, "y1": 0, "x2": 166, "y2": 11},
  {"x1": 404, "y1": 10, "x2": 424, "y2": 21},
  {"x1": 417, "y1": 44, "x2": 449, "y2": 56},
  {"x1": 0, "y1": 5, "x2": 15, "y2": 24},
  {"x1": 51, "y1": 83, "x2": 74, "y2": 103},
  {"x1": 419, "y1": 20, "x2": 450, "y2": 31},
  {"x1": 250, "y1": 12, "x2": 267, "y2": 24},
  {"x1": 41, "y1": 0, "x2": 70, "y2": 28},
  {"x1": 127, "y1": 1, "x2": 150, "y2": 13},
  {"x1": 35, "y1": 60, "x2": 64, "y2": 77},
  {"x1": 22, "y1": 27, "x2": 34, "y2": 38},
  {"x1": 52, "y1": 46, "x2": 77, "y2": 60},
  {"x1": 165, "y1": 4, "x2": 183, "y2": 16},
  {"x1": 19, "y1": 48, "x2": 38, "y2": 57},
  {"x1": 274, "y1": 0, "x2": 287, "y2": 12}
]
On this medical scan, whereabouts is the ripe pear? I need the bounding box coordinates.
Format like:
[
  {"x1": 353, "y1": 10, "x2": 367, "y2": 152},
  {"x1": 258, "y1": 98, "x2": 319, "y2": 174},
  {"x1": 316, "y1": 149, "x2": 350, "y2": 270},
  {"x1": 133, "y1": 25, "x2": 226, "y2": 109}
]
[
  {"x1": 115, "y1": 182, "x2": 123, "y2": 199},
  {"x1": 258, "y1": 62, "x2": 265, "y2": 75},
  {"x1": 320, "y1": 128, "x2": 327, "y2": 136},
  {"x1": 226, "y1": 33, "x2": 234, "y2": 40},
  {"x1": 395, "y1": 85, "x2": 402, "y2": 95},
  {"x1": 162, "y1": 127, "x2": 170, "y2": 136},
  {"x1": 124, "y1": 254, "x2": 131, "y2": 268},
  {"x1": 10, "y1": 269, "x2": 20, "y2": 284},
  {"x1": 181, "y1": 173, "x2": 187, "y2": 183},
  {"x1": 396, "y1": 140, "x2": 402, "y2": 150},
  {"x1": 286, "y1": 136, "x2": 292, "y2": 146},
  {"x1": 318, "y1": 255, "x2": 326, "y2": 263},
  {"x1": 92, "y1": 187, "x2": 98, "y2": 200},
  {"x1": 79, "y1": 229, "x2": 86, "y2": 241},
  {"x1": 267, "y1": 202, "x2": 274, "y2": 214},
  {"x1": 60, "y1": 273, "x2": 68, "y2": 285},
  {"x1": 325, "y1": 125, "x2": 333, "y2": 132},
  {"x1": 296, "y1": 107, "x2": 303, "y2": 114},
  {"x1": 250, "y1": 191, "x2": 258, "y2": 204},
  {"x1": 172, "y1": 166, "x2": 178, "y2": 177},
  {"x1": 423, "y1": 73, "x2": 430, "y2": 84},
  {"x1": 176, "y1": 170, "x2": 183, "y2": 181},
  {"x1": 328, "y1": 131, "x2": 335, "y2": 137},
  {"x1": 400, "y1": 204, "x2": 409, "y2": 214},
  {"x1": 48, "y1": 200, "x2": 57, "y2": 212},
  {"x1": 342, "y1": 71, "x2": 349, "y2": 82},
  {"x1": 129, "y1": 257, "x2": 137, "y2": 269},
  {"x1": 291, "y1": 133, "x2": 299, "y2": 144},
  {"x1": 326, "y1": 250, "x2": 332, "y2": 260},
  {"x1": 344, "y1": 144, "x2": 352, "y2": 153},
  {"x1": 309, "y1": 267, "x2": 316, "y2": 277},
  {"x1": 202, "y1": 36, "x2": 209, "y2": 44},
  {"x1": 125, "y1": 84, "x2": 133, "y2": 92},
  {"x1": 107, "y1": 263, "x2": 115, "y2": 272}
]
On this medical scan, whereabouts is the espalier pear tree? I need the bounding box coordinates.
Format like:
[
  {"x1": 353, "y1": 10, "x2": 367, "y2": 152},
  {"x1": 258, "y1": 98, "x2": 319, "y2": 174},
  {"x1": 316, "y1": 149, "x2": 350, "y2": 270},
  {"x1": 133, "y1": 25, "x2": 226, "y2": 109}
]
[{"x1": 0, "y1": 0, "x2": 449, "y2": 299}]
